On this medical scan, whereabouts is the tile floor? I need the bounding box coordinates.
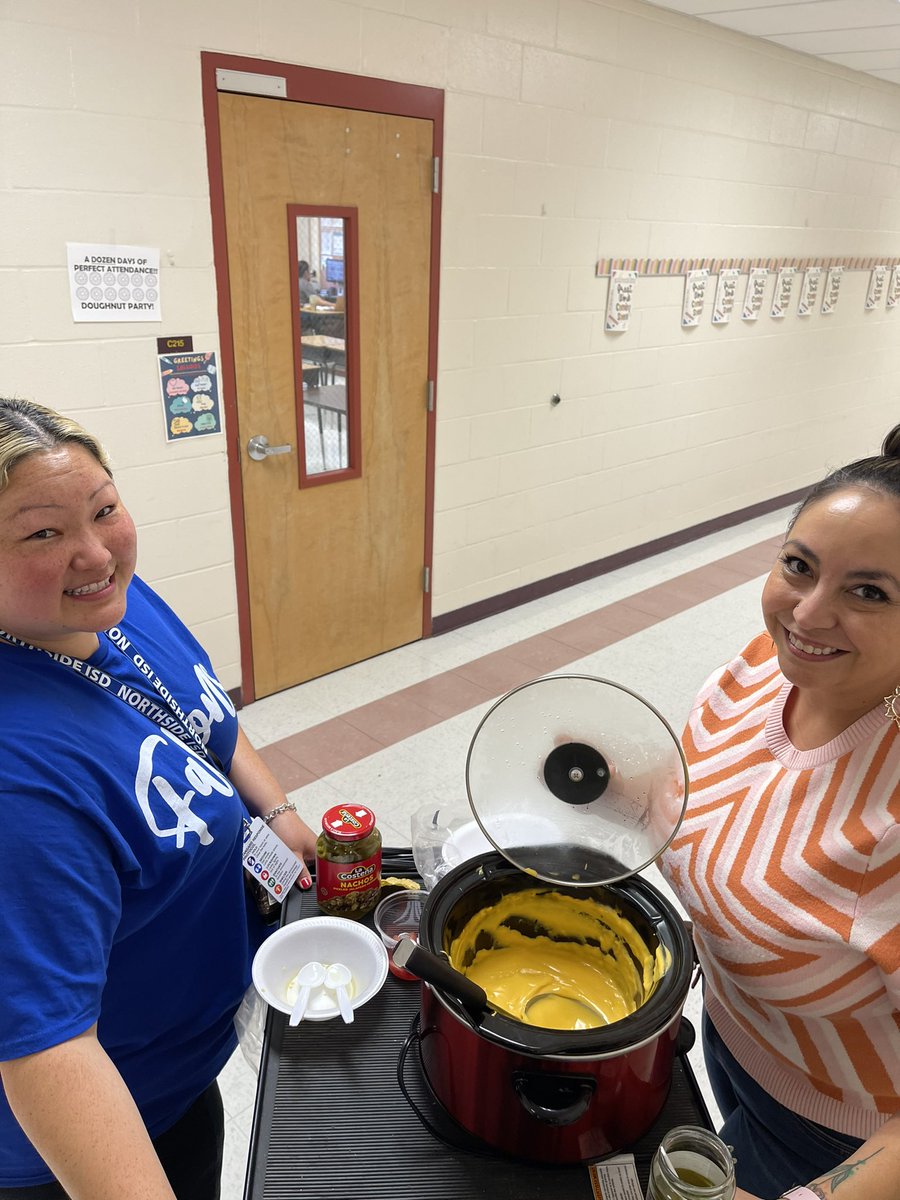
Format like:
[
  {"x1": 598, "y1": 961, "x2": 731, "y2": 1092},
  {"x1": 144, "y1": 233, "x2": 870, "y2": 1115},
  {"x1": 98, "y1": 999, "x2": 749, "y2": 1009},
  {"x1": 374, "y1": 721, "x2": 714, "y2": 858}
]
[{"x1": 219, "y1": 505, "x2": 794, "y2": 1199}]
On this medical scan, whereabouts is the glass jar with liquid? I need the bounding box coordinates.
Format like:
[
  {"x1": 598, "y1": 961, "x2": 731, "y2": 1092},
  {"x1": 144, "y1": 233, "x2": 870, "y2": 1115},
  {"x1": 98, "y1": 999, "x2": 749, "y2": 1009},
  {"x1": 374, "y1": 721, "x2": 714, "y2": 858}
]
[{"x1": 646, "y1": 1126, "x2": 736, "y2": 1200}]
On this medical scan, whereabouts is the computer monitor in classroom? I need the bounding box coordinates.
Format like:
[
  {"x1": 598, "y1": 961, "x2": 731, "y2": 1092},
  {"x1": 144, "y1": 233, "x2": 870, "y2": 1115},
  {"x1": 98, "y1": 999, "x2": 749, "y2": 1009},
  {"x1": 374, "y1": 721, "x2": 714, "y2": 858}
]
[{"x1": 324, "y1": 258, "x2": 345, "y2": 284}]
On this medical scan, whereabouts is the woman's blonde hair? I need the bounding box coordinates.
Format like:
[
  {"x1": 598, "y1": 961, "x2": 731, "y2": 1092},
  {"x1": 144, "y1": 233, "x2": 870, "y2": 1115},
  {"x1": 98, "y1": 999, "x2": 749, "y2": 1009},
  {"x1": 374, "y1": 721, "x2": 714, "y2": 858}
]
[{"x1": 0, "y1": 398, "x2": 111, "y2": 490}]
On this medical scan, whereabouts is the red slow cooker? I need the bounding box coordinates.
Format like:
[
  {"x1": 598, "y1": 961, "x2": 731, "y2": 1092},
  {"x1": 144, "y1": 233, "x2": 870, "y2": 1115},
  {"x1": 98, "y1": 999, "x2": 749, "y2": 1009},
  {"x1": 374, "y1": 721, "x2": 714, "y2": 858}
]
[{"x1": 410, "y1": 674, "x2": 693, "y2": 1164}]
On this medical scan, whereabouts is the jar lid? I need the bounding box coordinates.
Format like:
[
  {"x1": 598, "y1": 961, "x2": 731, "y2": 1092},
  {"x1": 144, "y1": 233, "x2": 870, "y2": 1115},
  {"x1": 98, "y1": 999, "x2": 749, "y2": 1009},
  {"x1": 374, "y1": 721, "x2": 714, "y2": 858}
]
[
  {"x1": 465, "y1": 674, "x2": 688, "y2": 887},
  {"x1": 321, "y1": 804, "x2": 377, "y2": 842}
]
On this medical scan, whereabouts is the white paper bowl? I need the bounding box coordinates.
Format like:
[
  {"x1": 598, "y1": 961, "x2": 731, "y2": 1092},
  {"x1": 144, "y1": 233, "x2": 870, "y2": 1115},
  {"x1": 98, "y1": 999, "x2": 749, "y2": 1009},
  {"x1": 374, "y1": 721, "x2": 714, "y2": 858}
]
[{"x1": 251, "y1": 915, "x2": 389, "y2": 1021}]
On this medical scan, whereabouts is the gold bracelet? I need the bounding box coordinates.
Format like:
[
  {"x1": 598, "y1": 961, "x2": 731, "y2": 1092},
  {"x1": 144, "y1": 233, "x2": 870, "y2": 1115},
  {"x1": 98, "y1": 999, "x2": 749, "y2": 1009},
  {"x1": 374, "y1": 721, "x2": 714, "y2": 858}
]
[{"x1": 262, "y1": 801, "x2": 297, "y2": 824}]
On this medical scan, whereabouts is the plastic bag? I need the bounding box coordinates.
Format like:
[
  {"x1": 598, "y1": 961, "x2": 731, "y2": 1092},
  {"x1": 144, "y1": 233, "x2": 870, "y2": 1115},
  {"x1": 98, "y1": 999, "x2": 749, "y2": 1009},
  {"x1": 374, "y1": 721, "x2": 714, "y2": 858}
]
[
  {"x1": 233, "y1": 982, "x2": 268, "y2": 1074},
  {"x1": 410, "y1": 802, "x2": 491, "y2": 890}
]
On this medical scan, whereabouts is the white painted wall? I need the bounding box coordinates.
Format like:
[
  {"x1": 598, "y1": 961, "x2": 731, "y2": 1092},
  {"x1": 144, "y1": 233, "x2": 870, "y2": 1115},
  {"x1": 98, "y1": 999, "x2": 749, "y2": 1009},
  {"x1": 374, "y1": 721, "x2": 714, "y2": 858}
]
[{"x1": 2, "y1": 0, "x2": 900, "y2": 688}]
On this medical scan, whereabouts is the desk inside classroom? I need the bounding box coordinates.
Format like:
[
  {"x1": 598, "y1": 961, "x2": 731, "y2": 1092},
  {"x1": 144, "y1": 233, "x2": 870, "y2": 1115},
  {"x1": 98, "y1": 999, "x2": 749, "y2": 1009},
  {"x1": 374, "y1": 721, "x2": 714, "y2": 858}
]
[
  {"x1": 300, "y1": 334, "x2": 346, "y2": 385},
  {"x1": 300, "y1": 334, "x2": 345, "y2": 351},
  {"x1": 300, "y1": 307, "x2": 345, "y2": 338}
]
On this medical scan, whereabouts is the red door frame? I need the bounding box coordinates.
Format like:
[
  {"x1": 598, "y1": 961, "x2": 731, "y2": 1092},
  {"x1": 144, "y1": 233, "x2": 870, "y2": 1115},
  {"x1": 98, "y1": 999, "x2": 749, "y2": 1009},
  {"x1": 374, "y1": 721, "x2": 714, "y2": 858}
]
[{"x1": 201, "y1": 52, "x2": 443, "y2": 705}]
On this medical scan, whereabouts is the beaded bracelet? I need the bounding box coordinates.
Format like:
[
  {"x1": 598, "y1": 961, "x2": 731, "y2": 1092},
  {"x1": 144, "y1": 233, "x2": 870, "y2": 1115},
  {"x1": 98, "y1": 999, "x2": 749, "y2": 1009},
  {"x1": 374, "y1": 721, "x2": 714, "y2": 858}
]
[{"x1": 262, "y1": 800, "x2": 297, "y2": 824}]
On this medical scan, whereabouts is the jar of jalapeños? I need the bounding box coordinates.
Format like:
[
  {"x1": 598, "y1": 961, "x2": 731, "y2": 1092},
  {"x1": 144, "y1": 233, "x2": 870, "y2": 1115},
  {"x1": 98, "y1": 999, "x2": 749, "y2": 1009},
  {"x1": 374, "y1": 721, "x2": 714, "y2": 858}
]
[{"x1": 316, "y1": 804, "x2": 382, "y2": 918}]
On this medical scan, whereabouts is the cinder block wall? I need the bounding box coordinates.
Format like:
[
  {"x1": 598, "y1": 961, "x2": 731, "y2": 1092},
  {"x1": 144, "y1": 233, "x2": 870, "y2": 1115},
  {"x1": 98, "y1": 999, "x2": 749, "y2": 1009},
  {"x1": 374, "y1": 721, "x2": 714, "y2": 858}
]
[{"x1": 2, "y1": 0, "x2": 899, "y2": 687}]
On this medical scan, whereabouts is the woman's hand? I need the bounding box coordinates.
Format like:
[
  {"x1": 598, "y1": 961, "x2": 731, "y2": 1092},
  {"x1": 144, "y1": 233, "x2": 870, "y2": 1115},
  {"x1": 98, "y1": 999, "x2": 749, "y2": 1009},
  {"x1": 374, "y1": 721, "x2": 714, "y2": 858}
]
[{"x1": 267, "y1": 805, "x2": 318, "y2": 880}]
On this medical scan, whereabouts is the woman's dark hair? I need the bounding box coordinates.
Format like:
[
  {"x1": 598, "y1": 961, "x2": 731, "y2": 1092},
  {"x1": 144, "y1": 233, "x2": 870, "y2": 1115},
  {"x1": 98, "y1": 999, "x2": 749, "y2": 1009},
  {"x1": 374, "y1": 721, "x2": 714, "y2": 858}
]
[
  {"x1": 788, "y1": 422, "x2": 900, "y2": 530},
  {"x1": 0, "y1": 398, "x2": 111, "y2": 490},
  {"x1": 298, "y1": 260, "x2": 310, "y2": 278}
]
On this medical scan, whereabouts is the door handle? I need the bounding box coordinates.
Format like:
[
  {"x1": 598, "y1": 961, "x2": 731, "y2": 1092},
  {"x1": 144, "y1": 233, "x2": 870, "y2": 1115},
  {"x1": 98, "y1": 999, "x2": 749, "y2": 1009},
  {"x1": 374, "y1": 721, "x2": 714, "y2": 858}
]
[{"x1": 247, "y1": 434, "x2": 292, "y2": 461}]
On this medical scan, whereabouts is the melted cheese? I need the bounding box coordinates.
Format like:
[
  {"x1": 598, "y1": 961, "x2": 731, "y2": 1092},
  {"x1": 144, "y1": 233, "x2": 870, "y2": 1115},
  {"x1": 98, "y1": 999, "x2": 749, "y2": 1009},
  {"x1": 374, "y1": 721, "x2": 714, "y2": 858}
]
[{"x1": 448, "y1": 887, "x2": 669, "y2": 1031}]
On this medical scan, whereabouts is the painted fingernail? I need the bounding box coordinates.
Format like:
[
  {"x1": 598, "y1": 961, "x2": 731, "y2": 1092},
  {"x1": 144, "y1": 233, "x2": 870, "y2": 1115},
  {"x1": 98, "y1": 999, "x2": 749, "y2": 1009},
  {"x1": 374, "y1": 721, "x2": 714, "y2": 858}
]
[{"x1": 300, "y1": 875, "x2": 313, "y2": 890}]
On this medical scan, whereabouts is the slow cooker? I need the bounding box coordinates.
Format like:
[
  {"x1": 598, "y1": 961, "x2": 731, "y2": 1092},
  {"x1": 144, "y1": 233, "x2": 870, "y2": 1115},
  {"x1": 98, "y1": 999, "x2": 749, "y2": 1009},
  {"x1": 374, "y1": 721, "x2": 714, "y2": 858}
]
[{"x1": 410, "y1": 674, "x2": 694, "y2": 1164}]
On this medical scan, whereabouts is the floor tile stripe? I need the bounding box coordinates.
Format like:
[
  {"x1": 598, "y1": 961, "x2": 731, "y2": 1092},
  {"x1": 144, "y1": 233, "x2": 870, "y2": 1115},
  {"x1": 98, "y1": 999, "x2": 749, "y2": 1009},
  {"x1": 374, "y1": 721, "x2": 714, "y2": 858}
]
[{"x1": 256, "y1": 534, "x2": 781, "y2": 788}]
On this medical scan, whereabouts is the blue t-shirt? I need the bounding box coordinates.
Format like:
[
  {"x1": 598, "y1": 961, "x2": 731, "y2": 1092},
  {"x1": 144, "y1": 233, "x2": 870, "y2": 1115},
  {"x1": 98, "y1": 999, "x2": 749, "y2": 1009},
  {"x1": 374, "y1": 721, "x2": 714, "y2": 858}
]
[{"x1": 0, "y1": 577, "x2": 265, "y2": 1187}]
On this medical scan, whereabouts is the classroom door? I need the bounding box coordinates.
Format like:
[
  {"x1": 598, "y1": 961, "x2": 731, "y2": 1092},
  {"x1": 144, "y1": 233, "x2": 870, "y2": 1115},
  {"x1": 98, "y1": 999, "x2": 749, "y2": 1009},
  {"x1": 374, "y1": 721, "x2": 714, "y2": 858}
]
[{"x1": 218, "y1": 92, "x2": 433, "y2": 699}]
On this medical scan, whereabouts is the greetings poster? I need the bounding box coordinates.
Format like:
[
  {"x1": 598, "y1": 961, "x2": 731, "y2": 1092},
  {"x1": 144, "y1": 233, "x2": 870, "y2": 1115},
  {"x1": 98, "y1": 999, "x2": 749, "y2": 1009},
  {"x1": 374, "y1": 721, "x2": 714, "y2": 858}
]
[{"x1": 159, "y1": 351, "x2": 221, "y2": 441}]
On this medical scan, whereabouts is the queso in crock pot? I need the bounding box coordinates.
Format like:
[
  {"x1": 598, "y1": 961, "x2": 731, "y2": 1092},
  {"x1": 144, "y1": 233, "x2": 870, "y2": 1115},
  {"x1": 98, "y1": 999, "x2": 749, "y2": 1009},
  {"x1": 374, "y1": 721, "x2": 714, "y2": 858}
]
[{"x1": 448, "y1": 886, "x2": 671, "y2": 1031}]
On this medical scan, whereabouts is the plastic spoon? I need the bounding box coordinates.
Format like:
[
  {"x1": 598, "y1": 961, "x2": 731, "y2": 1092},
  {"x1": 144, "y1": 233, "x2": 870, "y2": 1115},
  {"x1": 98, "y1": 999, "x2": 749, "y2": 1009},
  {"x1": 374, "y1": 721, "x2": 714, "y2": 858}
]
[
  {"x1": 288, "y1": 960, "x2": 325, "y2": 1026},
  {"x1": 325, "y1": 962, "x2": 354, "y2": 1024}
]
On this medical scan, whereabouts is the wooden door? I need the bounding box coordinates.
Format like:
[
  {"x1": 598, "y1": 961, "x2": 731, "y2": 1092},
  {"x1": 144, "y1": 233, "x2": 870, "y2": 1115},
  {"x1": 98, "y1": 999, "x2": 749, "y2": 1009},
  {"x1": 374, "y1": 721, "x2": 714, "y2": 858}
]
[{"x1": 218, "y1": 93, "x2": 433, "y2": 698}]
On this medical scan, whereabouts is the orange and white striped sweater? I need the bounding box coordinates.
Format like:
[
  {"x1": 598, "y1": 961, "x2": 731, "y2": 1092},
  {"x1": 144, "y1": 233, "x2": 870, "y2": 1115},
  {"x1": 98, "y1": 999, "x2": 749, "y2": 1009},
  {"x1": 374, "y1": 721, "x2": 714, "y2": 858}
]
[{"x1": 660, "y1": 633, "x2": 900, "y2": 1139}]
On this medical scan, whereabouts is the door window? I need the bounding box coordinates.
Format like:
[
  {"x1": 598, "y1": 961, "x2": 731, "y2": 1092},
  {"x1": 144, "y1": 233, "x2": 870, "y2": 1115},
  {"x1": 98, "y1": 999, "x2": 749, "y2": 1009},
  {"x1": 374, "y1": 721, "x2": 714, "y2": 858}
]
[{"x1": 289, "y1": 205, "x2": 360, "y2": 484}]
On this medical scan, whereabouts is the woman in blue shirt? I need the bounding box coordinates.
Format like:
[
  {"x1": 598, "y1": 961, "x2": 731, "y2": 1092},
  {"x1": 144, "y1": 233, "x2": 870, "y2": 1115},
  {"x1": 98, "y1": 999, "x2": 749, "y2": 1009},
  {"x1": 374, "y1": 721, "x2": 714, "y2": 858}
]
[{"x1": 0, "y1": 398, "x2": 317, "y2": 1200}]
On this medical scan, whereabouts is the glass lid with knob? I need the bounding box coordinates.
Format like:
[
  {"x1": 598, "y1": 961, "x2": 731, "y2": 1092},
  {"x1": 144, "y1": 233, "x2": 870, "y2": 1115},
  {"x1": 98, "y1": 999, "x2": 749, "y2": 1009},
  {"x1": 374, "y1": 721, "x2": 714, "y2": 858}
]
[{"x1": 465, "y1": 674, "x2": 689, "y2": 887}]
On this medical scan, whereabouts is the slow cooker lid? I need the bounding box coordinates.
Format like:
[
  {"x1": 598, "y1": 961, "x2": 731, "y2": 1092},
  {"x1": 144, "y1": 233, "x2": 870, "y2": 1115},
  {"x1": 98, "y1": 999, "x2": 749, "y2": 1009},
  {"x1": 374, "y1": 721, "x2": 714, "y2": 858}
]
[{"x1": 465, "y1": 674, "x2": 688, "y2": 887}]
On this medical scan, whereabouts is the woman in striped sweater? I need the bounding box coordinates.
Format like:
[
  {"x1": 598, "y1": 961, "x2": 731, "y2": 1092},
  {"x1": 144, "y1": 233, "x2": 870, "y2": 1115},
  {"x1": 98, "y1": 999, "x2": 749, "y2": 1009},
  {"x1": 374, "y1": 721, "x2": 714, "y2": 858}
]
[{"x1": 661, "y1": 425, "x2": 900, "y2": 1200}]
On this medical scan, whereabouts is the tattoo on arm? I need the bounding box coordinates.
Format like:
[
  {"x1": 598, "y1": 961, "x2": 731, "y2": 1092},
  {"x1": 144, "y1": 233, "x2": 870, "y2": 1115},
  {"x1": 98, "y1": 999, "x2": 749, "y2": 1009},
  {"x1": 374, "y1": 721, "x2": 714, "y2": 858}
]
[{"x1": 809, "y1": 1147, "x2": 883, "y2": 1194}]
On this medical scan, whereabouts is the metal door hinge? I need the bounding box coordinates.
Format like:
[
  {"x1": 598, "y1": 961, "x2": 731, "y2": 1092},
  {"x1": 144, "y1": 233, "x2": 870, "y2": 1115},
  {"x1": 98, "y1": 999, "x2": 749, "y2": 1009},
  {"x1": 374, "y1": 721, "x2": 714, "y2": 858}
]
[
  {"x1": 422, "y1": 566, "x2": 431, "y2": 594},
  {"x1": 432, "y1": 156, "x2": 440, "y2": 194},
  {"x1": 427, "y1": 380, "x2": 435, "y2": 412}
]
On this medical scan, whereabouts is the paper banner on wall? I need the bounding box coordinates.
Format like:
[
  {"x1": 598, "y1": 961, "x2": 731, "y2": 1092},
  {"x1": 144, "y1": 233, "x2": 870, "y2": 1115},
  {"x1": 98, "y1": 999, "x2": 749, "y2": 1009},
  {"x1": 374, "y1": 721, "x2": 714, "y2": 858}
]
[
  {"x1": 798, "y1": 266, "x2": 822, "y2": 317},
  {"x1": 741, "y1": 268, "x2": 768, "y2": 321},
  {"x1": 711, "y1": 268, "x2": 740, "y2": 325},
  {"x1": 888, "y1": 266, "x2": 900, "y2": 310},
  {"x1": 159, "y1": 351, "x2": 222, "y2": 441},
  {"x1": 771, "y1": 267, "x2": 796, "y2": 319},
  {"x1": 865, "y1": 265, "x2": 887, "y2": 310},
  {"x1": 605, "y1": 270, "x2": 636, "y2": 332},
  {"x1": 821, "y1": 266, "x2": 844, "y2": 314},
  {"x1": 682, "y1": 269, "x2": 709, "y2": 327},
  {"x1": 67, "y1": 243, "x2": 161, "y2": 322}
]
